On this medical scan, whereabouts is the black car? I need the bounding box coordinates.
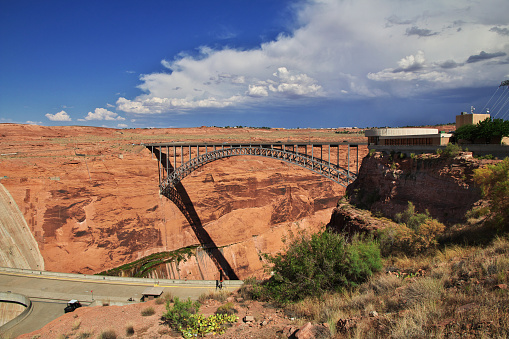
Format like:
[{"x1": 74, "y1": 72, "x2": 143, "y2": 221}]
[{"x1": 64, "y1": 299, "x2": 82, "y2": 313}]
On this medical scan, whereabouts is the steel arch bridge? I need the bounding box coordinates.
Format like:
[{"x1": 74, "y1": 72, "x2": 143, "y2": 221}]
[
  {"x1": 147, "y1": 141, "x2": 364, "y2": 195},
  {"x1": 146, "y1": 141, "x2": 365, "y2": 280}
]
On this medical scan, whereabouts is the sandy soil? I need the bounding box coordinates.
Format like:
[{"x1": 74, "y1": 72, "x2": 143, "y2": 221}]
[{"x1": 19, "y1": 293, "x2": 306, "y2": 339}]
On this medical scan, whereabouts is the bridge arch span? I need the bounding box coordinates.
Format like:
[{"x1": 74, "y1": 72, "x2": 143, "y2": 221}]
[
  {"x1": 146, "y1": 141, "x2": 365, "y2": 279},
  {"x1": 147, "y1": 142, "x2": 363, "y2": 194}
]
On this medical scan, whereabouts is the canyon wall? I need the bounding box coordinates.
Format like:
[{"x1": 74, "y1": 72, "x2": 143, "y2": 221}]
[
  {"x1": 345, "y1": 151, "x2": 484, "y2": 225},
  {"x1": 0, "y1": 183, "x2": 44, "y2": 269},
  {"x1": 0, "y1": 124, "x2": 367, "y2": 280}
]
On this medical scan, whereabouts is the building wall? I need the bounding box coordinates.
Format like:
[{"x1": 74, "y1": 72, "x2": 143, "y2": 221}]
[
  {"x1": 456, "y1": 113, "x2": 490, "y2": 129},
  {"x1": 378, "y1": 136, "x2": 450, "y2": 146},
  {"x1": 365, "y1": 128, "x2": 438, "y2": 137}
]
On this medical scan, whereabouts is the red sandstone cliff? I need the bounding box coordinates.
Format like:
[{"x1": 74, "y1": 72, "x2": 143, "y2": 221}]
[
  {"x1": 344, "y1": 151, "x2": 485, "y2": 225},
  {"x1": 0, "y1": 124, "x2": 367, "y2": 280}
]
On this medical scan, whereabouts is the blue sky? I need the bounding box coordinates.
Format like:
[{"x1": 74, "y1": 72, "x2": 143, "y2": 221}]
[{"x1": 1, "y1": 0, "x2": 508, "y2": 129}]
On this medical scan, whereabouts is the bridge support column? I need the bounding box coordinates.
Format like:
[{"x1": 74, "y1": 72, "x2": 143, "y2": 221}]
[
  {"x1": 173, "y1": 146, "x2": 176, "y2": 176},
  {"x1": 347, "y1": 145, "x2": 350, "y2": 185}
]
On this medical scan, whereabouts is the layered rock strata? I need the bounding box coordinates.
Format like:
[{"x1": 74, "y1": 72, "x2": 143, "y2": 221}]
[
  {"x1": 345, "y1": 152, "x2": 484, "y2": 225},
  {"x1": 0, "y1": 124, "x2": 367, "y2": 279}
]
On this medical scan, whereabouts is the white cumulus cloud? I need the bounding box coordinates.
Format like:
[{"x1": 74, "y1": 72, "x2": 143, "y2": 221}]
[
  {"x1": 116, "y1": 0, "x2": 509, "y2": 115},
  {"x1": 80, "y1": 108, "x2": 125, "y2": 121},
  {"x1": 46, "y1": 110, "x2": 72, "y2": 121}
]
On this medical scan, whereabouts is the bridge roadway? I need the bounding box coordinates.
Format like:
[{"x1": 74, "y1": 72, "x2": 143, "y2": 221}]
[{"x1": 0, "y1": 267, "x2": 243, "y2": 337}]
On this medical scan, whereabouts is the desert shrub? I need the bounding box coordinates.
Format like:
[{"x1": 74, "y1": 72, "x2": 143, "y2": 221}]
[
  {"x1": 76, "y1": 332, "x2": 91, "y2": 339},
  {"x1": 382, "y1": 202, "x2": 445, "y2": 256},
  {"x1": 263, "y1": 231, "x2": 382, "y2": 304},
  {"x1": 465, "y1": 205, "x2": 490, "y2": 220},
  {"x1": 400, "y1": 277, "x2": 443, "y2": 307},
  {"x1": 125, "y1": 325, "x2": 134, "y2": 336},
  {"x1": 141, "y1": 306, "x2": 155, "y2": 316},
  {"x1": 162, "y1": 292, "x2": 173, "y2": 303},
  {"x1": 163, "y1": 297, "x2": 200, "y2": 330},
  {"x1": 71, "y1": 320, "x2": 81, "y2": 330},
  {"x1": 437, "y1": 143, "x2": 462, "y2": 158},
  {"x1": 164, "y1": 298, "x2": 237, "y2": 338},
  {"x1": 388, "y1": 300, "x2": 440, "y2": 338},
  {"x1": 98, "y1": 330, "x2": 117, "y2": 339},
  {"x1": 379, "y1": 220, "x2": 444, "y2": 256},
  {"x1": 475, "y1": 154, "x2": 495, "y2": 160},
  {"x1": 198, "y1": 289, "x2": 229, "y2": 303},
  {"x1": 366, "y1": 272, "x2": 403, "y2": 296},
  {"x1": 215, "y1": 302, "x2": 237, "y2": 316},
  {"x1": 412, "y1": 219, "x2": 446, "y2": 253},
  {"x1": 180, "y1": 313, "x2": 238, "y2": 338},
  {"x1": 394, "y1": 202, "x2": 429, "y2": 230},
  {"x1": 474, "y1": 157, "x2": 509, "y2": 231},
  {"x1": 237, "y1": 277, "x2": 264, "y2": 301},
  {"x1": 156, "y1": 292, "x2": 172, "y2": 305}
]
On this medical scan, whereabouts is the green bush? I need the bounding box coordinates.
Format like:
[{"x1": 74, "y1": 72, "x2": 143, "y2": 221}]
[
  {"x1": 394, "y1": 202, "x2": 429, "y2": 230},
  {"x1": 163, "y1": 297, "x2": 200, "y2": 330},
  {"x1": 437, "y1": 143, "x2": 462, "y2": 158},
  {"x1": 163, "y1": 297, "x2": 237, "y2": 338},
  {"x1": 238, "y1": 277, "x2": 264, "y2": 301},
  {"x1": 380, "y1": 202, "x2": 445, "y2": 256},
  {"x1": 180, "y1": 313, "x2": 238, "y2": 338},
  {"x1": 263, "y1": 231, "x2": 382, "y2": 304},
  {"x1": 455, "y1": 117, "x2": 509, "y2": 142},
  {"x1": 474, "y1": 157, "x2": 509, "y2": 230}
]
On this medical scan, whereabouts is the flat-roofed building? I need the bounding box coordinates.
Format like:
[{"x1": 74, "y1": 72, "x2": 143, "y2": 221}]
[
  {"x1": 365, "y1": 128, "x2": 452, "y2": 146},
  {"x1": 456, "y1": 113, "x2": 490, "y2": 129}
]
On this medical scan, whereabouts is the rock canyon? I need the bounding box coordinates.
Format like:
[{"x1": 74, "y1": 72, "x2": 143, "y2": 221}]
[{"x1": 0, "y1": 124, "x2": 367, "y2": 280}]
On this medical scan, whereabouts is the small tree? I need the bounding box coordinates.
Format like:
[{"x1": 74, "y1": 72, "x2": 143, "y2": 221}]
[
  {"x1": 263, "y1": 231, "x2": 381, "y2": 304},
  {"x1": 455, "y1": 124, "x2": 478, "y2": 142},
  {"x1": 474, "y1": 157, "x2": 509, "y2": 230},
  {"x1": 455, "y1": 117, "x2": 509, "y2": 143}
]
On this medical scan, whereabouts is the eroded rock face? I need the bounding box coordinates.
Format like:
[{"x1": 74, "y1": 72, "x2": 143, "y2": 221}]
[
  {"x1": 346, "y1": 152, "x2": 484, "y2": 225},
  {"x1": 326, "y1": 201, "x2": 397, "y2": 235},
  {"x1": 0, "y1": 124, "x2": 367, "y2": 280}
]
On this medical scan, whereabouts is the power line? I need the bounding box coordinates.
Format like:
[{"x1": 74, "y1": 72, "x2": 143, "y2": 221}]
[
  {"x1": 492, "y1": 87, "x2": 509, "y2": 118},
  {"x1": 496, "y1": 95, "x2": 509, "y2": 120},
  {"x1": 480, "y1": 86, "x2": 500, "y2": 114}
]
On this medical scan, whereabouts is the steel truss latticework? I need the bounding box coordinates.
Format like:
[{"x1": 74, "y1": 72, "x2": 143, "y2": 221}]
[{"x1": 147, "y1": 142, "x2": 363, "y2": 194}]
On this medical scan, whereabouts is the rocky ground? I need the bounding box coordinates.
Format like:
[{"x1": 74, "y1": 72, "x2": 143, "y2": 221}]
[{"x1": 18, "y1": 291, "x2": 325, "y2": 339}]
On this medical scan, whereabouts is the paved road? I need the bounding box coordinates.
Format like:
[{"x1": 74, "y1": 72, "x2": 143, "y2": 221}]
[{"x1": 0, "y1": 270, "x2": 242, "y2": 337}]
